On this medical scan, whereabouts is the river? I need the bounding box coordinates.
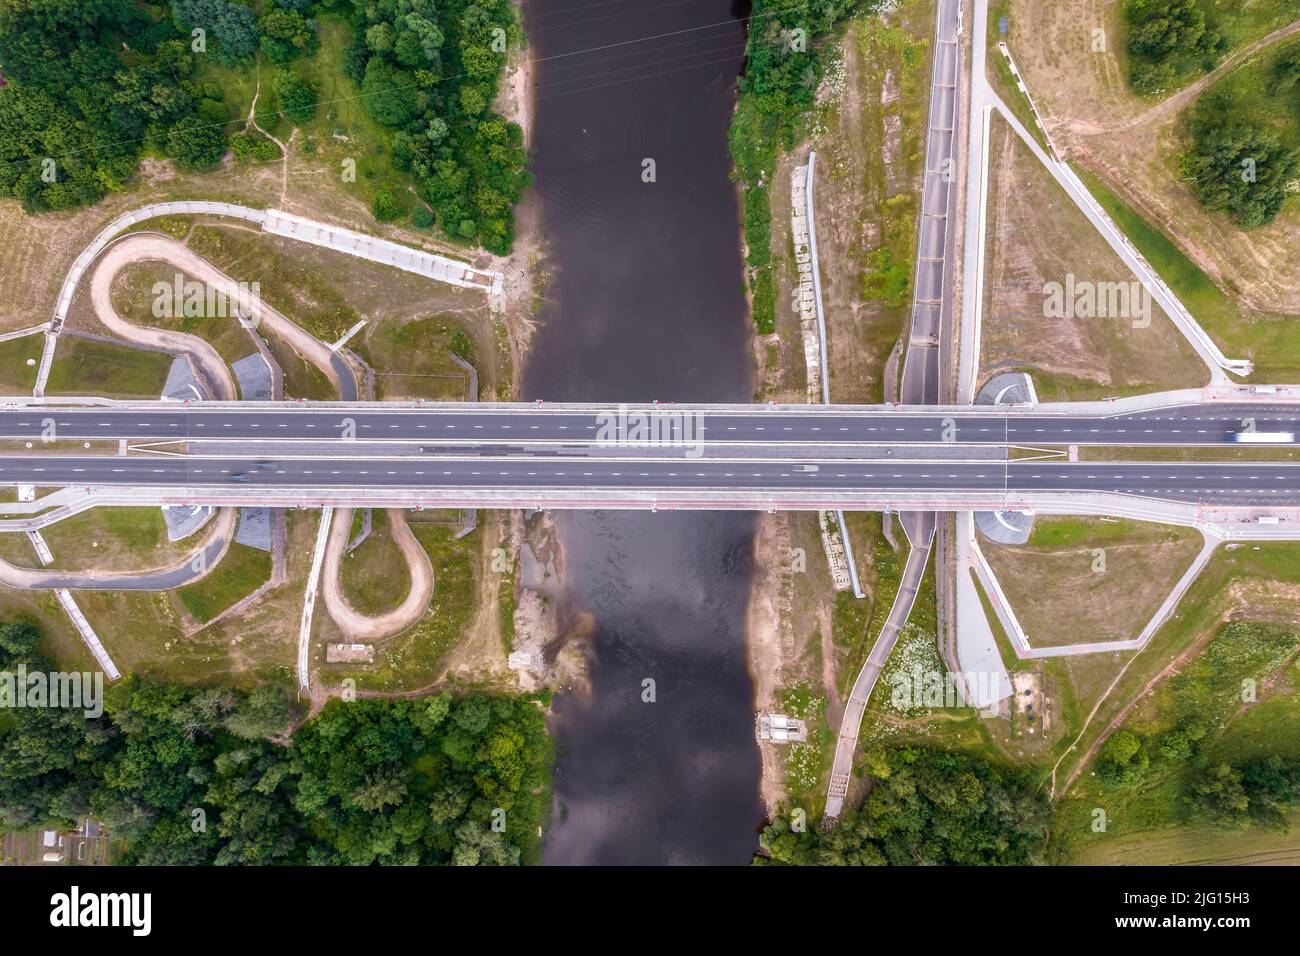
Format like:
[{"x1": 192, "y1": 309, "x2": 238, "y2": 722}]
[{"x1": 520, "y1": 0, "x2": 764, "y2": 864}]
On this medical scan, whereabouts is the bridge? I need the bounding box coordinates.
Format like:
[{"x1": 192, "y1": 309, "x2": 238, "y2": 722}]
[{"x1": 1, "y1": 396, "x2": 1298, "y2": 515}]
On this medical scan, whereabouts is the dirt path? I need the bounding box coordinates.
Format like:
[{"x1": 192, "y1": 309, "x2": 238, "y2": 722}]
[
  {"x1": 1075, "y1": 19, "x2": 1300, "y2": 138},
  {"x1": 1050, "y1": 614, "x2": 1223, "y2": 799},
  {"x1": 89, "y1": 233, "x2": 341, "y2": 394},
  {"x1": 0, "y1": 507, "x2": 237, "y2": 590},
  {"x1": 321, "y1": 507, "x2": 434, "y2": 640},
  {"x1": 91, "y1": 238, "x2": 238, "y2": 400},
  {"x1": 246, "y1": 69, "x2": 290, "y2": 203}
]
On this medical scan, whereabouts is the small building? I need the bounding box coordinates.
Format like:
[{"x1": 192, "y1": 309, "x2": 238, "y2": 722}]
[
  {"x1": 40, "y1": 830, "x2": 65, "y2": 864},
  {"x1": 756, "y1": 712, "x2": 808, "y2": 744}
]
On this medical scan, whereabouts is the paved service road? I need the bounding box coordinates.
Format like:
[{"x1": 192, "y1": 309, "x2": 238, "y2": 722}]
[
  {"x1": 1, "y1": 404, "x2": 1298, "y2": 446},
  {"x1": 899, "y1": 0, "x2": 961, "y2": 411},
  {"x1": 5, "y1": 456, "x2": 1300, "y2": 503},
  {"x1": 826, "y1": 543, "x2": 931, "y2": 817}
]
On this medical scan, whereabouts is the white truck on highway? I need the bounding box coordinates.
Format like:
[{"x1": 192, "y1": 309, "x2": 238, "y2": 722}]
[{"x1": 1230, "y1": 431, "x2": 1294, "y2": 443}]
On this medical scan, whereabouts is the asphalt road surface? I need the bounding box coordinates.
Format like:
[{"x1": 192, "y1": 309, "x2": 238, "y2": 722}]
[
  {"x1": 898, "y1": 0, "x2": 961, "y2": 410},
  {"x1": 5, "y1": 455, "x2": 1300, "y2": 503},
  {"x1": 2, "y1": 404, "x2": 1298, "y2": 446}
]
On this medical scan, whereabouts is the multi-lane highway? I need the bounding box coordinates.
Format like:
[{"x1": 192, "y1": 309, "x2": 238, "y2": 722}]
[
  {"x1": 1, "y1": 400, "x2": 1296, "y2": 510},
  {"x1": 3, "y1": 455, "x2": 1300, "y2": 503},
  {"x1": 1, "y1": 402, "x2": 1297, "y2": 445}
]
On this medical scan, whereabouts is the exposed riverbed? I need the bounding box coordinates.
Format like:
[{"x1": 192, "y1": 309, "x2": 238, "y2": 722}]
[{"x1": 520, "y1": 0, "x2": 764, "y2": 864}]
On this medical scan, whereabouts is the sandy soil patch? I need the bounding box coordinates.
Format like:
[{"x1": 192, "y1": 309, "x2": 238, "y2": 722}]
[
  {"x1": 1002, "y1": 0, "x2": 1300, "y2": 316},
  {"x1": 980, "y1": 113, "x2": 1208, "y2": 399},
  {"x1": 983, "y1": 518, "x2": 1204, "y2": 647}
]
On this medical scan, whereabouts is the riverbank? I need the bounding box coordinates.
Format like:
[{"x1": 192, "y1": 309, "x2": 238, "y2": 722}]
[{"x1": 740, "y1": 1, "x2": 940, "y2": 816}]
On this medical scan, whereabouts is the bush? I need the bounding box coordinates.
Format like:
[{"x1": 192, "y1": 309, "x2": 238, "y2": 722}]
[
  {"x1": 410, "y1": 206, "x2": 434, "y2": 229},
  {"x1": 231, "y1": 133, "x2": 281, "y2": 162},
  {"x1": 371, "y1": 188, "x2": 402, "y2": 223}
]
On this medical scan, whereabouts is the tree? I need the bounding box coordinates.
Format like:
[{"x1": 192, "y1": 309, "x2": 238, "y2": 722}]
[
  {"x1": 0, "y1": 617, "x2": 40, "y2": 659},
  {"x1": 350, "y1": 769, "x2": 408, "y2": 812},
  {"x1": 1274, "y1": 42, "x2": 1300, "y2": 91},
  {"x1": 336, "y1": 0, "x2": 527, "y2": 253},
  {"x1": 1189, "y1": 763, "x2": 1250, "y2": 831},
  {"x1": 0, "y1": 0, "x2": 219, "y2": 211},
  {"x1": 0, "y1": 615, "x2": 553, "y2": 866},
  {"x1": 273, "y1": 68, "x2": 317, "y2": 123},
  {"x1": 397, "y1": 14, "x2": 443, "y2": 70},
  {"x1": 1096, "y1": 729, "x2": 1150, "y2": 786},
  {"x1": 1122, "y1": 0, "x2": 1225, "y2": 92},
  {"x1": 361, "y1": 57, "x2": 417, "y2": 127},
  {"x1": 224, "y1": 683, "x2": 293, "y2": 739},
  {"x1": 1240, "y1": 755, "x2": 1300, "y2": 832},
  {"x1": 1182, "y1": 122, "x2": 1300, "y2": 228},
  {"x1": 1125, "y1": 0, "x2": 1206, "y2": 61},
  {"x1": 756, "y1": 747, "x2": 1049, "y2": 865},
  {"x1": 164, "y1": 114, "x2": 227, "y2": 169},
  {"x1": 171, "y1": 0, "x2": 260, "y2": 63},
  {"x1": 365, "y1": 21, "x2": 395, "y2": 54},
  {"x1": 259, "y1": 8, "x2": 315, "y2": 64}
]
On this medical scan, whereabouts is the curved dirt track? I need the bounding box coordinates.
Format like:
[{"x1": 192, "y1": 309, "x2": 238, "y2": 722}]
[
  {"x1": 0, "y1": 507, "x2": 237, "y2": 590},
  {"x1": 87, "y1": 231, "x2": 431, "y2": 637},
  {"x1": 321, "y1": 508, "x2": 434, "y2": 640},
  {"x1": 89, "y1": 233, "x2": 342, "y2": 396}
]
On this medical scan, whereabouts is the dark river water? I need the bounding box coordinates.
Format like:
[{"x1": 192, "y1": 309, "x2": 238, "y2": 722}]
[{"x1": 520, "y1": 0, "x2": 764, "y2": 864}]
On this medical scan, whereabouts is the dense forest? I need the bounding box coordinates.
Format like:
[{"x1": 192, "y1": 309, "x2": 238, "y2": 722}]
[
  {"x1": 0, "y1": 0, "x2": 229, "y2": 209},
  {"x1": 338, "y1": 0, "x2": 529, "y2": 253},
  {"x1": 0, "y1": 0, "x2": 527, "y2": 253},
  {"x1": 755, "y1": 746, "x2": 1050, "y2": 865},
  {"x1": 0, "y1": 618, "x2": 552, "y2": 864}
]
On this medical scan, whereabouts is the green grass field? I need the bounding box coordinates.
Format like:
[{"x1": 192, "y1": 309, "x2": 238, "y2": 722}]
[
  {"x1": 354, "y1": 516, "x2": 480, "y2": 692},
  {"x1": 45, "y1": 337, "x2": 173, "y2": 400},
  {"x1": 1070, "y1": 811, "x2": 1300, "y2": 864},
  {"x1": 178, "y1": 543, "x2": 273, "y2": 624},
  {"x1": 339, "y1": 511, "x2": 414, "y2": 617},
  {"x1": 0, "y1": 333, "x2": 44, "y2": 394}
]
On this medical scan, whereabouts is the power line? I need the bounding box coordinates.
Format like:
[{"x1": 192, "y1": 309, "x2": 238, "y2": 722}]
[{"x1": 0, "y1": 10, "x2": 774, "y2": 172}]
